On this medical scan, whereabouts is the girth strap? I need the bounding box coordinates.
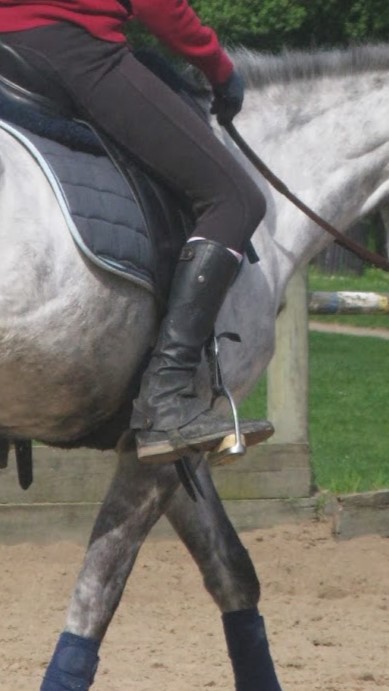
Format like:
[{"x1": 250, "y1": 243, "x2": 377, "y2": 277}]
[
  {"x1": 14, "y1": 440, "x2": 33, "y2": 490},
  {"x1": 0, "y1": 437, "x2": 33, "y2": 490},
  {"x1": 0, "y1": 437, "x2": 10, "y2": 469}
]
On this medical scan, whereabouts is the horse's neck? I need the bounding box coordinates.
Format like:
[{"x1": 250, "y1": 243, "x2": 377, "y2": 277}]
[{"x1": 236, "y1": 65, "x2": 389, "y2": 304}]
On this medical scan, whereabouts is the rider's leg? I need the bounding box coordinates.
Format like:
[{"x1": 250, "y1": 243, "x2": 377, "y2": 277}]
[
  {"x1": 132, "y1": 238, "x2": 273, "y2": 462},
  {"x1": 0, "y1": 24, "x2": 271, "y2": 462}
]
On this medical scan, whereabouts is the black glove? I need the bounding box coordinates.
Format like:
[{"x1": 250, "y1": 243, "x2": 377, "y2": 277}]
[{"x1": 211, "y1": 70, "x2": 245, "y2": 126}]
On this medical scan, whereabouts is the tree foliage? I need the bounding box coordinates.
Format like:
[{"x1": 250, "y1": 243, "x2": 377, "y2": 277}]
[
  {"x1": 191, "y1": 0, "x2": 389, "y2": 50},
  {"x1": 191, "y1": 0, "x2": 306, "y2": 50},
  {"x1": 128, "y1": 1, "x2": 389, "y2": 52}
]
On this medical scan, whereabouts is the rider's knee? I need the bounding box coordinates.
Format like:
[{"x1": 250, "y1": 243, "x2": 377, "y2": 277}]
[
  {"x1": 240, "y1": 177, "x2": 267, "y2": 238},
  {"x1": 214, "y1": 180, "x2": 266, "y2": 252}
]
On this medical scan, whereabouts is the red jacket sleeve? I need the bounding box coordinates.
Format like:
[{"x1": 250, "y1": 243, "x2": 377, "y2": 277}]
[{"x1": 130, "y1": 0, "x2": 233, "y2": 85}]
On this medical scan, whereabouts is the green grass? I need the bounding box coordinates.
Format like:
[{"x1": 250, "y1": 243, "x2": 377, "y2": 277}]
[
  {"x1": 309, "y1": 266, "x2": 389, "y2": 292},
  {"x1": 309, "y1": 331, "x2": 389, "y2": 493},
  {"x1": 240, "y1": 330, "x2": 389, "y2": 494},
  {"x1": 308, "y1": 266, "x2": 389, "y2": 329}
]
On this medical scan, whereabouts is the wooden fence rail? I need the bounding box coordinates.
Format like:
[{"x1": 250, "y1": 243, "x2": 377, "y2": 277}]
[{"x1": 309, "y1": 291, "x2": 389, "y2": 315}]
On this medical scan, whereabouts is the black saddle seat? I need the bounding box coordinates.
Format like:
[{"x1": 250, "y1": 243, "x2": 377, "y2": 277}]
[{"x1": 0, "y1": 39, "x2": 75, "y2": 118}]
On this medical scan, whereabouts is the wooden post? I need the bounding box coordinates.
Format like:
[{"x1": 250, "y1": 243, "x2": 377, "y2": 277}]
[
  {"x1": 214, "y1": 267, "x2": 313, "y2": 502},
  {"x1": 267, "y1": 268, "x2": 309, "y2": 445}
]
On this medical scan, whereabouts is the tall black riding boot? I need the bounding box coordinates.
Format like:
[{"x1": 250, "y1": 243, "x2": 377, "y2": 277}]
[{"x1": 131, "y1": 239, "x2": 273, "y2": 463}]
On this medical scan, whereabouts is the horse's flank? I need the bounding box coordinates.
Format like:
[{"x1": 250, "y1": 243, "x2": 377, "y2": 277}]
[{"x1": 0, "y1": 128, "x2": 158, "y2": 442}]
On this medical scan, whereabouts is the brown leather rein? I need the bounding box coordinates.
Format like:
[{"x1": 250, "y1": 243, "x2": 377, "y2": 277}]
[{"x1": 225, "y1": 122, "x2": 389, "y2": 273}]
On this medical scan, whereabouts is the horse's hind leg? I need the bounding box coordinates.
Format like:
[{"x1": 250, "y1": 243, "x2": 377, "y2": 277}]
[
  {"x1": 40, "y1": 446, "x2": 179, "y2": 691},
  {"x1": 165, "y1": 460, "x2": 283, "y2": 691}
]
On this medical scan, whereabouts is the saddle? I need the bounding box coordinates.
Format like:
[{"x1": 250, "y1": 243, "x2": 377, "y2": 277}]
[{"x1": 0, "y1": 42, "x2": 198, "y2": 296}]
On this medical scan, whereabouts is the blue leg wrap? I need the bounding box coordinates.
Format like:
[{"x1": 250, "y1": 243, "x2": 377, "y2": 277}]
[
  {"x1": 222, "y1": 608, "x2": 283, "y2": 691},
  {"x1": 40, "y1": 632, "x2": 100, "y2": 691}
]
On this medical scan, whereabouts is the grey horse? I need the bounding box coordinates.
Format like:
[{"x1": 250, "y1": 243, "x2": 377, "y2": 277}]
[{"x1": 1, "y1": 43, "x2": 389, "y2": 690}]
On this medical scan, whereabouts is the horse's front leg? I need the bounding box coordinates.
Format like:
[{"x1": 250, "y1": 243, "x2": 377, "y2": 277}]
[
  {"x1": 40, "y1": 443, "x2": 179, "y2": 691},
  {"x1": 165, "y1": 460, "x2": 283, "y2": 691}
]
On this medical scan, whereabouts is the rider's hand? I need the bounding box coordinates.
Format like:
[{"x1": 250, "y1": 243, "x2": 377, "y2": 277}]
[{"x1": 211, "y1": 70, "x2": 245, "y2": 126}]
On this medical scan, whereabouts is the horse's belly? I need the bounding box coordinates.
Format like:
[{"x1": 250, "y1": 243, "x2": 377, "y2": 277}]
[{"x1": 0, "y1": 290, "x2": 157, "y2": 443}]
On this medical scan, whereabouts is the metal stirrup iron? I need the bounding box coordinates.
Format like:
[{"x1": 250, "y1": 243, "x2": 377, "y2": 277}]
[{"x1": 205, "y1": 333, "x2": 246, "y2": 464}]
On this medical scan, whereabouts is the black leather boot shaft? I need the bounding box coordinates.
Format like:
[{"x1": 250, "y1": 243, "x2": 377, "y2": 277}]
[{"x1": 131, "y1": 239, "x2": 239, "y2": 432}]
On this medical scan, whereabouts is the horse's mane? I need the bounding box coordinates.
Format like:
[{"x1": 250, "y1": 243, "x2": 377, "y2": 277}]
[{"x1": 232, "y1": 44, "x2": 389, "y2": 89}]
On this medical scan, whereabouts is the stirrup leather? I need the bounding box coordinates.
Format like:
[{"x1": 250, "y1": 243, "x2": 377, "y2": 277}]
[{"x1": 205, "y1": 333, "x2": 246, "y2": 465}]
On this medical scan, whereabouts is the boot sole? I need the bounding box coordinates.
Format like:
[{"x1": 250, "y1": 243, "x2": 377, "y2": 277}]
[{"x1": 136, "y1": 422, "x2": 274, "y2": 465}]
